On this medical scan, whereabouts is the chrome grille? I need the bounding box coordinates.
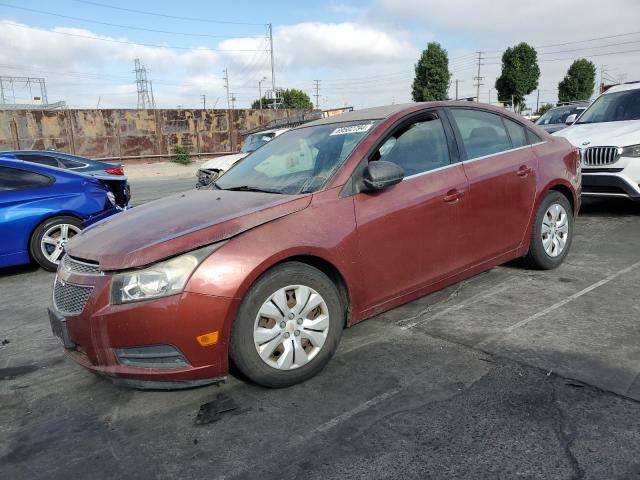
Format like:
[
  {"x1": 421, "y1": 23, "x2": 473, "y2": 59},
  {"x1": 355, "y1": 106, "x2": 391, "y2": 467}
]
[
  {"x1": 53, "y1": 278, "x2": 93, "y2": 315},
  {"x1": 582, "y1": 146, "x2": 620, "y2": 166},
  {"x1": 61, "y1": 255, "x2": 102, "y2": 275}
]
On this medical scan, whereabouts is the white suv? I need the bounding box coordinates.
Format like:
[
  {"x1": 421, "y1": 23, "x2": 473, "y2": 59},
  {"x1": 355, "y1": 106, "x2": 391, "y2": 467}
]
[{"x1": 554, "y1": 82, "x2": 640, "y2": 202}]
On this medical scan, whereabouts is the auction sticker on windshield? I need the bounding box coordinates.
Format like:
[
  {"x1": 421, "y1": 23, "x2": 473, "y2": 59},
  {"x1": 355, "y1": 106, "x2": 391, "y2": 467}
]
[{"x1": 330, "y1": 123, "x2": 374, "y2": 136}]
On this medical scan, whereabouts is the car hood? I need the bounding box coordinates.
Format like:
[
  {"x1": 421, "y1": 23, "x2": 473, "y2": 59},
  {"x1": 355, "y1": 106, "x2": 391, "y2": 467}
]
[
  {"x1": 200, "y1": 153, "x2": 247, "y2": 171},
  {"x1": 553, "y1": 120, "x2": 640, "y2": 147},
  {"x1": 67, "y1": 189, "x2": 311, "y2": 270}
]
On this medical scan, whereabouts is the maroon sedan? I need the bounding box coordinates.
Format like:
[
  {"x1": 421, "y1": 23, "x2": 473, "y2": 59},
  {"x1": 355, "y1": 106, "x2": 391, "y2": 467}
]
[{"x1": 49, "y1": 102, "x2": 580, "y2": 389}]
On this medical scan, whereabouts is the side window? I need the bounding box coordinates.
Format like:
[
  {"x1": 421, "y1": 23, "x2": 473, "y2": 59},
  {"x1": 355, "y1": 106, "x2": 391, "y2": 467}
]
[
  {"x1": 0, "y1": 167, "x2": 52, "y2": 191},
  {"x1": 527, "y1": 130, "x2": 543, "y2": 144},
  {"x1": 504, "y1": 118, "x2": 528, "y2": 148},
  {"x1": 17, "y1": 154, "x2": 60, "y2": 167},
  {"x1": 450, "y1": 109, "x2": 511, "y2": 159},
  {"x1": 372, "y1": 113, "x2": 451, "y2": 177}
]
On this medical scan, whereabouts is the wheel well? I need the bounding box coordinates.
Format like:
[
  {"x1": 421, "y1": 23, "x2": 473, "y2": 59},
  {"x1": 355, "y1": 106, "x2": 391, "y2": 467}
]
[
  {"x1": 549, "y1": 185, "x2": 575, "y2": 213},
  {"x1": 275, "y1": 255, "x2": 352, "y2": 326}
]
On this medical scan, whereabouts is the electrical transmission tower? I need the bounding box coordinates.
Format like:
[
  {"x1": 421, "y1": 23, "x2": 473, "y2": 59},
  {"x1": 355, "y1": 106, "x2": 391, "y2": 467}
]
[
  {"x1": 313, "y1": 80, "x2": 321, "y2": 109},
  {"x1": 473, "y1": 51, "x2": 484, "y2": 103},
  {"x1": 0, "y1": 76, "x2": 66, "y2": 109},
  {"x1": 135, "y1": 58, "x2": 155, "y2": 109},
  {"x1": 223, "y1": 68, "x2": 231, "y2": 110}
]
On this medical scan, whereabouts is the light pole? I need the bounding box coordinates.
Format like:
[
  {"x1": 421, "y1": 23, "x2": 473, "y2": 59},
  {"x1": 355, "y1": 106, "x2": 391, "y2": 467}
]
[{"x1": 258, "y1": 77, "x2": 268, "y2": 110}]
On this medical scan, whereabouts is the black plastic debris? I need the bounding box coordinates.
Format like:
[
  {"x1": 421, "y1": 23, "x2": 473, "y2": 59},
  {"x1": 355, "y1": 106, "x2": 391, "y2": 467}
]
[
  {"x1": 1, "y1": 339, "x2": 9, "y2": 346},
  {"x1": 195, "y1": 393, "x2": 247, "y2": 426}
]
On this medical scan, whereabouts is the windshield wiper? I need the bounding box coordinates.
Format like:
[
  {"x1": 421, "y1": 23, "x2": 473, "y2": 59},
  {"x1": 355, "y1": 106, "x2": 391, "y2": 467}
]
[{"x1": 222, "y1": 185, "x2": 283, "y2": 194}]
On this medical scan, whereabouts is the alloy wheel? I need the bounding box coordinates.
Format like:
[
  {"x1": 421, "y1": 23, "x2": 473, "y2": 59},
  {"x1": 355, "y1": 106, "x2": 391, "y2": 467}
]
[
  {"x1": 541, "y1": 203, "x2": 569, "y2": 258},
  {"x1": 40, "y1": 223, "x2": 81, "y2": 265}
]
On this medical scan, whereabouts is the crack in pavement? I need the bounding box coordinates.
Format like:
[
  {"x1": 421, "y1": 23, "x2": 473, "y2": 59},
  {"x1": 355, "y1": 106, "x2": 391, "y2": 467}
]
[{"x1": 551, "y1": 380, "x2": 586, "y2": 480}]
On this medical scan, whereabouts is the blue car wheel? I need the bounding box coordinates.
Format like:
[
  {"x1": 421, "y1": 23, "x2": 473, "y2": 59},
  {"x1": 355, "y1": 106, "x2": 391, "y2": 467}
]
[{"x1": 29, "y1": 216, "x2": 83, "y2": 271}]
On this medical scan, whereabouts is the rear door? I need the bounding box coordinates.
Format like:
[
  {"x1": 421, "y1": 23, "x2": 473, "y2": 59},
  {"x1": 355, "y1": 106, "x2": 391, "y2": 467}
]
[
  {"x1": 353, "y1": 110, "x2": 470, "y2": 309},
  {"x1": 447, "y1": 108, "x2": 537, "y2": 263}
]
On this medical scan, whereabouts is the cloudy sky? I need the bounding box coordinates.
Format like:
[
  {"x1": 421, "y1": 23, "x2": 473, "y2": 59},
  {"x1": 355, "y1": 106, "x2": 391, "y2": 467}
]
[{"x1": 1, "y1": 0, "x2": 640, "y2": 110}]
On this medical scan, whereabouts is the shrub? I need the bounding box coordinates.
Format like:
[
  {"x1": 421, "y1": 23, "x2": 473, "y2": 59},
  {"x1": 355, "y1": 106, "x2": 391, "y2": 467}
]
[{"x1": 172, "y1": 146, "x2": 192, "y2": 165}]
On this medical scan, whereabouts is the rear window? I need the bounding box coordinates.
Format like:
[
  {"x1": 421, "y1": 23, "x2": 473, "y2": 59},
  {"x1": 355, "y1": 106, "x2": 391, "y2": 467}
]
[
  {"x1": 0, "y1": 166, "x2": 53, "y2": 191},
  {"x1": 17, "y1": 154, "x2": 59, "y2": 167},
  {"x1": 58, "y1": 158, "x2": 85, "y2": 168}
]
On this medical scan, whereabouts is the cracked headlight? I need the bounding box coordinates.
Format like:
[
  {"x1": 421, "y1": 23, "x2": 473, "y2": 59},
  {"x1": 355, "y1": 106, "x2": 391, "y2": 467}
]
[
  {"x1": 110, "y1": 243, "x2": 222, "y2": 304},
  {"x1": 620, "y1": 144, "x2": 640, "y2": 157}
]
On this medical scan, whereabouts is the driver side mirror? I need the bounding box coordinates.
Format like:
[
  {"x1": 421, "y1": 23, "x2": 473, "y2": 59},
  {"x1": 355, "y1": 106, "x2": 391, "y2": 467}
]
[
  {"x1": 361, "y1": 161, "x2": 404, "y2": 192},
  {"x1": 565, "y1": 114, "x2": 577, "y2": 125}
]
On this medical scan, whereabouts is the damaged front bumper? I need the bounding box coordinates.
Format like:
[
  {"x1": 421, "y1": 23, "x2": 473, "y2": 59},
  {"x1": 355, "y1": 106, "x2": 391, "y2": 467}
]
[{"x1": 48, "y1": 266, "x2": 238, "y2": 390}]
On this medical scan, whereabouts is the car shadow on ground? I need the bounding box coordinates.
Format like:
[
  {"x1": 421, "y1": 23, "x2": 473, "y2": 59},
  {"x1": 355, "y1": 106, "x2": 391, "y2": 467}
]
[
  {"x1": 579, "y1": 197, "x2": 640, "y2": 217},
  {"x1": 0, "y1": 263, "x2": 43, "y2": 278}
]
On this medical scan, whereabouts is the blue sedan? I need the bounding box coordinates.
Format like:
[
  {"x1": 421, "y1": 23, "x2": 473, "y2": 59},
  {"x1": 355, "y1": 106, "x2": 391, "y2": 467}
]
[
  {"x1": 0, "y1": 156, "x2": 129, "y2": 271},
  {"x1": 1, "y1": 150, "x2": 125, "y2": 178}
]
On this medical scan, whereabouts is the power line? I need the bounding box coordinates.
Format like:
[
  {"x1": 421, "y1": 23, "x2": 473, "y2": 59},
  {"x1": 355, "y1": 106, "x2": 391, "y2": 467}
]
[
  {"x1": 0, "y1": 21, "x2": 266, "y2": 52},
  {"x1": 0, "y1": 3, "x2": 267, "y2": 38},
  {"x1": 70, "y1": 0, "x2": 266, "y2": 26}
]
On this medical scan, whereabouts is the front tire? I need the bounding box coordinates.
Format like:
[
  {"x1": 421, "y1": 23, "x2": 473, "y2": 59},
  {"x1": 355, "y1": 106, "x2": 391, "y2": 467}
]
[
  {"x1": 30, "y1": 216, "x2": 83, "y2": 271},
  {"x1": 229, "y1": 262, "x2": 344, "y2": 388},
  {"x1": 524, "y1": 191, "x2": 573, "y2": 270}
]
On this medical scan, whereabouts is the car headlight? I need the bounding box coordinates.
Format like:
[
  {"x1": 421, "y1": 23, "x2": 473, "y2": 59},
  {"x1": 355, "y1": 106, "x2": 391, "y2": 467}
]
[
  {"x1": 110, "y1": 243, "x2": 223, "y2": 304},
  {"x1": 620, "y1": 144, "x2": 640, "y2": 157}
]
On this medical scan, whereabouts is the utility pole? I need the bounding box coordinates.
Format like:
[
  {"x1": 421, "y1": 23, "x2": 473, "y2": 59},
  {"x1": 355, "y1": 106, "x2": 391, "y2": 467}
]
[
  {"x1": 473, "y1": 51, "x2": 484, "y2": 103},
  {"x1": 258, "y1": 76, "x2": 267, "y2": 110},
  {"x1": 313, "y1": 80, "x2": 321, "y2": 109},
  {"x1": 200, "y1": 94, "x2": 206, "y2": 110},
  {"x1": 149, "y1": 81, "x2": 155, "y2": 109},
  {"x1": 268, "y1": 23, "x2": 277, "y2": 110},
  {"x1": 454, "y1": 79, "x2": 462, "y2": 100},
  {"x1": 223, "y1": 68, "x2": 230, "y2": 110},
  {"x1": 230, "y1": 93, "x2": 237, "y2": 110},
  {"x1": 536, "y1": 89, "x2": 540, "y2": 113}
]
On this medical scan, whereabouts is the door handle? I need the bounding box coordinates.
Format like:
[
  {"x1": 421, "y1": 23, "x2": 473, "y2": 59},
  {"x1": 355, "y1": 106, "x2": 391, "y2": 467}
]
[
  {"x1": 443, "y1": 189, "x2": 464, "y2": 203},
  {"x1": 517, "y1": 166, "x2": 532, "y2": 177}
]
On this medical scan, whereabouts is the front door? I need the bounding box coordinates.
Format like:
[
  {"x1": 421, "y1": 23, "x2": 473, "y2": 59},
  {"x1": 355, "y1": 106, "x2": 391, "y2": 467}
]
[{"x1": 353, "y1": 111, "x2": 469, "y2": 310}]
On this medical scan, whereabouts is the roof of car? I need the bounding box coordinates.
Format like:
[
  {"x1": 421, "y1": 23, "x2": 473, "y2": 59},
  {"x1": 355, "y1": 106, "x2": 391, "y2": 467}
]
[
  {"x1": 300, "y1": 103, "x2": 417, "y2": 127},
  {"x1": 604, "y1": 82, "x2": 640, "y2": 94}
]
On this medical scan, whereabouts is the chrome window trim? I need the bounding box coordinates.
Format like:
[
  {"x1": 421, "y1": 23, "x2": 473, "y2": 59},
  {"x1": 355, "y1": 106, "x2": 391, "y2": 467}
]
[
  {"x1": 461, "y1": 142, "x2": 544, "y2": 165},
  {"x1": 400, "y1": 142, "x2": 547, "y2": 181},
  {"x1": 402, "y1": 162, "x2": 458, "y2": 181}
]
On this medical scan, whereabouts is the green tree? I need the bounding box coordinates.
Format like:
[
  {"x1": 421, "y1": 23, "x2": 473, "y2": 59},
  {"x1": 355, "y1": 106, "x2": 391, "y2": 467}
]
[
  {"x1": 558, "y1": 58, "x2": 596, "y2": 102},
  {"x1": 412, "y1": 42, "x2": 451, "y2": 101},
  {"x1": 495, "y1": 43, "x2": 540, "y2": 113},
  {"x1": 536, "y1": 103, "x2": 554, "y2": 116},
  {"x1": 252, "y1": 88, "x2": 313, "y2": 110}
]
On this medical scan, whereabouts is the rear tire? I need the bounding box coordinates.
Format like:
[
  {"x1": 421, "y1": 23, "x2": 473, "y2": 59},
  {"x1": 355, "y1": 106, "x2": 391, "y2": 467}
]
[
  {"x1": 30, "y1": 216, "x2": 83, "y2": 271},
  {"x1": 229, "y1": 262, "x2": 344, "y2": 388},
  {"x1": 524, "y1": 191, "x2": 573, "y2": 270}
]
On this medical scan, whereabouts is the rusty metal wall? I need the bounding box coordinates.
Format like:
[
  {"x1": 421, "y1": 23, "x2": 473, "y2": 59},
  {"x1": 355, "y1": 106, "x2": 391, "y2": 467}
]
[{"x1": 0, "y1": 108, "x2": 302, "y2": 160}]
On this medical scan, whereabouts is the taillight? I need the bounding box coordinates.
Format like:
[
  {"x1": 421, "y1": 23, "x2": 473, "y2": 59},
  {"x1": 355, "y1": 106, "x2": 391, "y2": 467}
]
[{"x1": 104, "y1": 167, "x2": 125, "y2": 175}]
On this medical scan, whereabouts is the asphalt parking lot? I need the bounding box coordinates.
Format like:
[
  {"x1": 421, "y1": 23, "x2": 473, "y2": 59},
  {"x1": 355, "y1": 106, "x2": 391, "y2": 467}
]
[{"x1": 2, "y1": 177, "x2": 640, "y2": 479}]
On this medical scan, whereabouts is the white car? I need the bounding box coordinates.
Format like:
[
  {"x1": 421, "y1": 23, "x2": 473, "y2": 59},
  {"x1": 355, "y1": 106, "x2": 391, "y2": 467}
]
[
  {"x1": 196, "y1": 128, "x2": 289, "y2": 188},
  {"x1": 554, "y1": 82, "x2": 640, "y2": 202}
]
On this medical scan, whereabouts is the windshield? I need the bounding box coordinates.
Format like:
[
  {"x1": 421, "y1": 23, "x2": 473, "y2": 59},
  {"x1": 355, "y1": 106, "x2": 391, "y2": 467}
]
[
  {"x1": 241, "y1": 132, "x2": 275, "y2": 153},
  {"x1": 536, "y1": 106, "x2": 587, "y2": 125},
  {"x1": 216, "y1": 120, "x2": 376, "y2": 194},
  {"x1": 576, "y1": 89, "x2": 640, "y2": 124}
]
